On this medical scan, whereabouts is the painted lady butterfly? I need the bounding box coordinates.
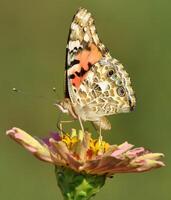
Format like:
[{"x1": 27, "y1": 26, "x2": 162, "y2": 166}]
[{"x1": 56, "y1": 8, "x2": 136, "y2": 131}]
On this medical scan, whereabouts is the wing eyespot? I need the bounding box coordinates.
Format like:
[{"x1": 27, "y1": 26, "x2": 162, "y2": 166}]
[
  {"x1": 107, "y1": 69, "x2": 115, "y2": 77},
  {"x1": 117, "y1": 86, "x2": 125, "y2": 97}
]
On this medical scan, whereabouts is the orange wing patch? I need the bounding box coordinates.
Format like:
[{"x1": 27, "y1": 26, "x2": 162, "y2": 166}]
[
  {"x1": 68, "y1": 43, "x2": 102, "y2": 88},
  {"x1": 76, "y1": 43, "x2": 102, "y2": 70}
]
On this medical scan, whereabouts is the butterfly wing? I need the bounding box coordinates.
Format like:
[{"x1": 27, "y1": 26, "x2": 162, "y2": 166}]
[{"x1": 65, "y1": 8, "x2": 136, "y2": 121}]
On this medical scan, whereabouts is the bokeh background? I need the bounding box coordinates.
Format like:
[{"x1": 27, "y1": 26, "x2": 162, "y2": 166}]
[{"x1": 1, "y1": 0, "x2": 170, "y2": 199}]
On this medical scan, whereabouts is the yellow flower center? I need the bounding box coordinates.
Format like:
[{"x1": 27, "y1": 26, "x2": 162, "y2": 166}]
[{"x1": 61, "y1": 130, "x2": 110, "y2": 158}]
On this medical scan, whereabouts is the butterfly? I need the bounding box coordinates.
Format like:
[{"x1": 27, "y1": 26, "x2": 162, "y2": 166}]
[{"x1": 56, "y1": 8, "x2": 136, "y2": 132}]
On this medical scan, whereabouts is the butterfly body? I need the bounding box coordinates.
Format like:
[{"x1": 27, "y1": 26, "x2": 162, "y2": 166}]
[{"x1": 56, "y1": 8, "x2": 136, "y2": 130}]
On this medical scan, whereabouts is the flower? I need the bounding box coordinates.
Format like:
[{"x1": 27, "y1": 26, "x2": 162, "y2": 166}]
[
  {"x1": 6, "y1": 127, "x2": 164, "y2": 176},
  {"x1": 6, "y1": 127, "x2": 165, "y2": 200}
]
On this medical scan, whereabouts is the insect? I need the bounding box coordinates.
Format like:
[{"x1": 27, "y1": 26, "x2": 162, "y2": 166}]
[{"x1": 56, "y1": 8, "x2": 136, "y2": 132}]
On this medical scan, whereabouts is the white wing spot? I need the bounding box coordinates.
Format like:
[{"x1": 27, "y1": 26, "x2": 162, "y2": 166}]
[
  {"x1": 71, "y1": 22, "x2": 79, "y2": 30},
  {"x1": 84, "y1": 33, "x2": 89, "y2": 42},
  {"x1": 98, "y1": 82, "x2": 109, "y2": 92},
  {"x1": 68, "y1": 40, "x2": 80, "y2": 51}
]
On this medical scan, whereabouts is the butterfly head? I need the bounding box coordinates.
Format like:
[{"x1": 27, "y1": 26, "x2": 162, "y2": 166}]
[{"x1": 55, "y1": 98, "x2": 78, "y2": 119}]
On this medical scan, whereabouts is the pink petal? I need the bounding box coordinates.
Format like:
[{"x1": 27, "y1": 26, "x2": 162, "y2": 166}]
[
  {"x1": 6, "y1": 127, "x2": 53, "y2": 163},
  {"x1": 111, "y1": 142, "x2": 134, "y2": 159}
]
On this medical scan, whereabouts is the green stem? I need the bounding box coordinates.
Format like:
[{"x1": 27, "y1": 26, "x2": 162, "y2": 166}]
[{"x1": 55, "y1": 166, "x2": 106, "y2": 200}]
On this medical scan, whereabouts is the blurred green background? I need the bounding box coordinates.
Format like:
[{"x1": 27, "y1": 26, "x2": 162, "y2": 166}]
[{"x1": 0, "y1": 0, "x2": 170, "y2": 199}]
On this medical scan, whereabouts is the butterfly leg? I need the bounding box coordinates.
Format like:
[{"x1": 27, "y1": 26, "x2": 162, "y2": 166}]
[
  {"x1": 78, "y1": 116, "x2": 85, "y2": 133},
  {"x1": 98, "y1": 122, "x2": 103, "y2": 144},
  {"x1": 57, "y1": 120, "x2": 74, "y2": 136}
]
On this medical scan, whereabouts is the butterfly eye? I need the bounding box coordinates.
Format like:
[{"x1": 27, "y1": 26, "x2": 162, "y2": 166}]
[
  {"x1": 107, "y1": 69, "x2": 115, "y2": 77},
  {"x1": 117, "y1": 86, "x2": 125, "y2": 97}
]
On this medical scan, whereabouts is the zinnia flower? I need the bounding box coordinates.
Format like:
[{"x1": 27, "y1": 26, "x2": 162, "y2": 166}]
[{"x1": 6, "y1": 127, "x2": 165, "y2": 200}]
